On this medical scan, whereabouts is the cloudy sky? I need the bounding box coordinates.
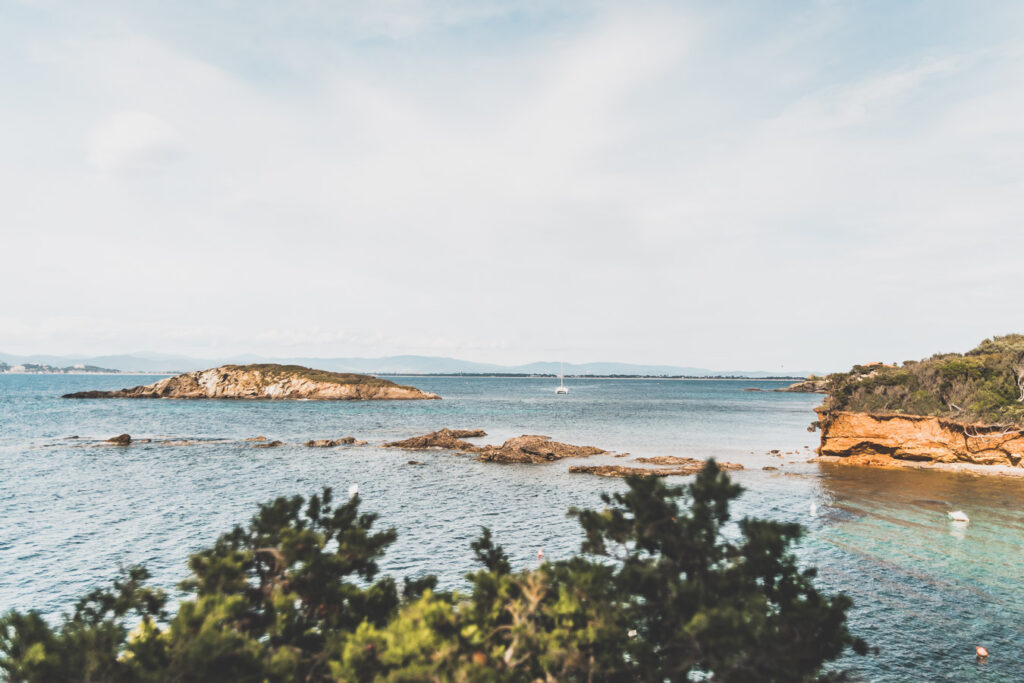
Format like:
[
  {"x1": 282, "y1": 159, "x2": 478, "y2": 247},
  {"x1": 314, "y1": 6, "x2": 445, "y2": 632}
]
[{"x1": 2, "y1": 0, "x2": 1023, "y2": 371}]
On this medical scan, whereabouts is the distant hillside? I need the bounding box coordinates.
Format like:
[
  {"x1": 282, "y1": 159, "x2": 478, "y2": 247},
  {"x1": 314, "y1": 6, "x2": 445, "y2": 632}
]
[{"x1": 0, "y1": 351, "x2": 811, "y2": 378}]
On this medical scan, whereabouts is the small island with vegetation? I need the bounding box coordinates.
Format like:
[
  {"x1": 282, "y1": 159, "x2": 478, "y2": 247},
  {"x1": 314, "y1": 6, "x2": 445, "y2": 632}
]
[
  {"x1": 61, "y1": 364, "x2": 440, "y2": 401},
  {"x1": 812, "y1": 335, "x2": 1024, "y2": 473}
]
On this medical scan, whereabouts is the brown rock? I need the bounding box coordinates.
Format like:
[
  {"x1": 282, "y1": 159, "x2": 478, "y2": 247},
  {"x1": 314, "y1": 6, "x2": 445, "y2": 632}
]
[
  {"x1": 62, "y1": 364, "x2": 440, "y2": 401},
  {"x1": 383, "y1": 428, "x2": 486, "y2": 451},
  {"x1": 776, "y1": 377, "x2": 828, "y2": 393},
  {"x1": 246, "y1": 436, "x2": 267, "y2": 442},
  {"x1": 634, "y1": 455, "x2": 704, "y2": 466},
  {"x1": 304, "y1": 437, "x2": 359, "y2": 447},
  {"x1": 475, "y1": 435, "x2": 606, "y2": 464},
  {"x1": 253, "y1": 440, "x2": 284, "y2": 448},
  {"x1": 106, "y1": 433, "x2": 132, "y2": 445},
  {"x1": 407, "y1": 460, "x2": 424, "y2": 465},
  {"x1": 817, "y1": 409, "x2": 1024, "y2": 468},
  {"x1": 382, "y1": 429, "x2": 608, "y2": 464},
  {"x1": 570, "y1": 459, "x2": 743, "y2": 478}
]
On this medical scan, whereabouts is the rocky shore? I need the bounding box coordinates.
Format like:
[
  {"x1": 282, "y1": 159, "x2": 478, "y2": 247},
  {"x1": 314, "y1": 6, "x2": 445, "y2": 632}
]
[{"x1": 61, "y1": 364, "x2": 440, "y2": 401}]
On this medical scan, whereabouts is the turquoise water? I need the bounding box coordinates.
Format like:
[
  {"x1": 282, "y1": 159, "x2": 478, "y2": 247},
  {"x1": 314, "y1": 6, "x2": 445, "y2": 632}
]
[{"x1": 1, "y1": 374, "x2": 1022, "y2": 680}]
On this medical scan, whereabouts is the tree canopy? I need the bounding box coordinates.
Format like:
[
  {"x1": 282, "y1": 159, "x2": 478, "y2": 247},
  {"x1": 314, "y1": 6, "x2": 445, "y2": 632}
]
[{"x1": 1, "y1": 462, "x2": 866, "y2": 682}]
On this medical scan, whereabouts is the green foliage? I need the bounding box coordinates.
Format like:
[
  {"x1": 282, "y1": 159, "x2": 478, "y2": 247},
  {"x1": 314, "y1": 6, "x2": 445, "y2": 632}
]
[
  {"x1": 222, "y1": 364, "x2": 411, "y2": 390},
  {"x1": 822, "y1": 335, "x2": 1024, "y2": 425},
  {"x1": 1, "y1": 465, "x2": 865, "y2": 682}
]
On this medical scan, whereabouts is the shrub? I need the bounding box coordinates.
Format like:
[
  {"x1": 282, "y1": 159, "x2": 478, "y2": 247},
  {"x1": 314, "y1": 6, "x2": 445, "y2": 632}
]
[{"x1": 1, "y1": 463, "x2": 866, "y2": 682}]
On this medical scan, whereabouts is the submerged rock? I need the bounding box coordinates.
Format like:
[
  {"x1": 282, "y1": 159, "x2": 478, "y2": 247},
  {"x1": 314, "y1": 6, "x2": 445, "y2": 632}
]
[
  {"x1": 304, "y1": 437, "x2": 358, "y2": 447},
  {"x1": 61, "y1": 364, "x2": 440, "y2": 401},
  {"x1": 253, "y1": 440, "x2": 284, "y2": 448},
  {"x1": 246, "y1": 436, "x2": 268, "y2": 442},
  {"x1": 570, "y1": 459, "x2": 743, "y2": 478},
  {"x1": 106, "y1": 433, "x2": 132, "y2": 445},
  {"x1": 633, "y1": 455, "x2": 704, "y2": 466}
]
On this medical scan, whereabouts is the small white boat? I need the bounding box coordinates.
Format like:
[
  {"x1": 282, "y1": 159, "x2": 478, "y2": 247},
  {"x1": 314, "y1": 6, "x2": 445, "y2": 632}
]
[
  {"x1": 555, "y1": 362, "x2": 569, "y2": 394},
  {"x1": 948, "y1": 510, "x2": 969, "y2": 523}
]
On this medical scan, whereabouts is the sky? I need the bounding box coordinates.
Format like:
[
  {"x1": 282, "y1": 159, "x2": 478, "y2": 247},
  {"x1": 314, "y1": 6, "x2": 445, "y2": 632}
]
[{"x1": 2, "y1": 0, "x2": 1023, "y2": 372}]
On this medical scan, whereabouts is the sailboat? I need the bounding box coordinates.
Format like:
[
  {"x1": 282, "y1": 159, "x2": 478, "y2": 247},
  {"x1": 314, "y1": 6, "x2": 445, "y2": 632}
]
[{"x1": 555, "y1": 362, "x2": 569, "y2": 394}]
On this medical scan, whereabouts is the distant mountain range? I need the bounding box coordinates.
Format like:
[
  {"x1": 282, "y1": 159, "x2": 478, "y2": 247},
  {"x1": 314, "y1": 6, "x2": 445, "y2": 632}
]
[{"x1": 0, "y1": 351, "x2": 812, "y2": 378}]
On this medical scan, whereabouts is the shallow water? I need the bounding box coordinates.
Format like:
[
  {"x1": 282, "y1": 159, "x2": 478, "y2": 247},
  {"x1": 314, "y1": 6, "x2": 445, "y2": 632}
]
[{"x1": 1, "y1": 374, "x2": 1022, "y2": 680}]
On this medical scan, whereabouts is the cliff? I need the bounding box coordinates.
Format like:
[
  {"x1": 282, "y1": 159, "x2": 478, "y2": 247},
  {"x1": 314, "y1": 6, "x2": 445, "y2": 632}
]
[
  {"x1": 816, "y1": 409, "x2": 1024, "y2": 469},
  {"x1": 62, "y1": 364, "x2": 440, "y2": 401}
]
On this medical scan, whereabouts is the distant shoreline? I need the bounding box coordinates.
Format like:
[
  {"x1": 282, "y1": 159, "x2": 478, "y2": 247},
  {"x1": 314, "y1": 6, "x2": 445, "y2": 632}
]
[
  {"x1": 1, "y1": 371, "x2": 802, "y2": 381},
  {"x1": 379, "y1": 374, "x2": 802, "y2": 381}
]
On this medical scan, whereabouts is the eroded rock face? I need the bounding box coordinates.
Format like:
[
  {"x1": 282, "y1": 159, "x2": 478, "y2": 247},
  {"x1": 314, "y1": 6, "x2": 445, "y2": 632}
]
[
  {"x1": 61, "y1": 365, "x2": 440, "y2": 401},
  {"x1": 383, "y1": 429, "x2": 486, "y2": 450},
  {"x1": 817, "y1": 409, "x2": 1024, "y2": 467}
]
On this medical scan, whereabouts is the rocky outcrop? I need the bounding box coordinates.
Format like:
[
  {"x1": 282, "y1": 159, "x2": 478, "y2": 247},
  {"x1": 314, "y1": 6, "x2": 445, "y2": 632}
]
[
  {"x1": 475, "y1": 436, "x2": 606, "y2": 464},
  {"x1": 305, "y1": 437, "x2": 362, "y2": 447},
  {"x1": 569, "y1": 458, "x2": 742, "y2": 478},
  {"x1": 383, "y1": 429, "x2": 486, "y2": 450},
  {"x1": 816, "y1": 409, "x2": 1024, "y2": 468},
  {"x1": 382, "y1": 430, "x2": 607, "y2": 463},
  {"x1": 106, "y1": 433, "x2": 132, "y2": 445},
  {"x1": 62, "y1": 365, "x2": 440, "y2": 401},
  {"x1": 632, "y1": 455, "x2": 739, "y2": 467},
  {"x1": 776, "y1": 377, "x2": 829, "y2": 393},
  {"x1": 253, "y1": 440, "x2": 284, "y2": 448}
]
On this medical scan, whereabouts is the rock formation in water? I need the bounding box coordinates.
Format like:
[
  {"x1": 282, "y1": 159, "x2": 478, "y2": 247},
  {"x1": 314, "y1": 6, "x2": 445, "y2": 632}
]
[
  {"x1": 383, "y1": 429, "x2": 486, "y2": 450},
  {"x1": 569, "y1": 459, "x2": 742, "y2": 478},
  {"x1": 475, "y1": 435, "x2": 606, "y2": 463},
  {"x1": 776, "y1": 376, "x2": 829, "y2": 393},
  {"x1": 305, "y1": 437, "x2": 364, "y2": 447},
  {"x1": 383, "y1": 430, "x2": 607, "y2": 463},
  {"x1": 816, "y1": 409, "x2": 1024, "y2": 468},
  {"x1": 61, "y1": 364, "x2": 440, "y2": 401}
]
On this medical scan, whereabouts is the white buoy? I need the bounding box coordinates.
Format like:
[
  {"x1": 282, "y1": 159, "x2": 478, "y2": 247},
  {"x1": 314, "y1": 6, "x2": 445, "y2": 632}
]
[
  {"x1": 948, "y1": 510, "x2": 969, "y2": 523},
  {"x1": 809, "y1": 502, "x2": 818, "y2": 517},
  {"x1": 349, "y1": 483, "x2": 359, "y2": 499}
]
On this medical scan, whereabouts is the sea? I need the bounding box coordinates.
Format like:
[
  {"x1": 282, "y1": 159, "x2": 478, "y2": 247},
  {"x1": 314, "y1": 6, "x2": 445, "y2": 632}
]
[{"x1": 1, "y1": 374, "x2": 1022, "y2": 681}]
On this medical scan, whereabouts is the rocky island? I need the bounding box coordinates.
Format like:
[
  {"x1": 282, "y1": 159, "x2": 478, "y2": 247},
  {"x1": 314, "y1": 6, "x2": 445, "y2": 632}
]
[
  {"x1": 813, "y1": 335, "x2": 1024, "y2": 474},
  {"x1": 61, "y1": 364, "x2": 440, "y2": 401}
]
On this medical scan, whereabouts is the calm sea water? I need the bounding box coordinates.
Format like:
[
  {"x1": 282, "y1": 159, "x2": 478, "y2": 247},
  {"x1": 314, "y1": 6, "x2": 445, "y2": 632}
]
[{"x1": 1, "y1": 374, "x2": 1022, "y2": 681}]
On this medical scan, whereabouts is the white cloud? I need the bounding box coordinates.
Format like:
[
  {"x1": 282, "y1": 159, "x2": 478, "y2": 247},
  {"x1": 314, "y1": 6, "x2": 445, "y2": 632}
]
[
  {"x1": 2, "y1": 1, "x2": 1024, "y2": 369},
  {"x1": 86, "y1": 110, "x2": 185, "y2": 173}
]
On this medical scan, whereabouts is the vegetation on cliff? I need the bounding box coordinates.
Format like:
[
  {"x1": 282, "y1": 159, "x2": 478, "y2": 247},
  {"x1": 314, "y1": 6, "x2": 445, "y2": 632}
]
[
  {"x1": 821, "y1": 335, "x2": 1024, "y2": 426},
  {"x1": 0, "y1": 463, "x2": 865, "y2": 682}
]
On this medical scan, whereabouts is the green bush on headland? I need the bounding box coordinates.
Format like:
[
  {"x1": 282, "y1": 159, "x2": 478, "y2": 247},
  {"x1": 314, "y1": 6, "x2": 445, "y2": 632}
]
[
  {"x1": 821, "y1": 335, "x2": 1024, "y2": 426},
  {"x1": 0, "y1": 463, "x2": 865, "y2": 682}
]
